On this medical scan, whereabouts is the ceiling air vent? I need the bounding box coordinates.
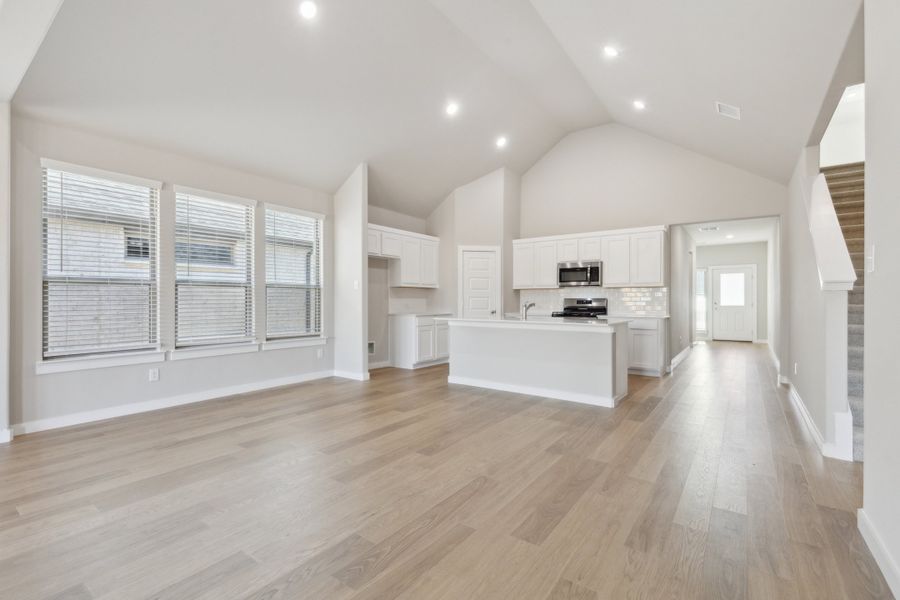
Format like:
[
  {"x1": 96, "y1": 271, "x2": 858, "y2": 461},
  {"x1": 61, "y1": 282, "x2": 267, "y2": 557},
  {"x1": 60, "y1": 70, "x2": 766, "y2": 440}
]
[
  {"x1": 716, "y1": 102, "x2": 742, "y2": 120},
  {"x1": 698, "y1": 225, "x2": 719, "y2": 232}
]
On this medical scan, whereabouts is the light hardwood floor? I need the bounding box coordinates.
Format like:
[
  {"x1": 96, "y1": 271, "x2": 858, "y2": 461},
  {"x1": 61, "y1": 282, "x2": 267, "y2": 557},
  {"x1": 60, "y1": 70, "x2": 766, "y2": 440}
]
[{"x1": 0, "y1": 342, "x2": 892, "y2": 599}]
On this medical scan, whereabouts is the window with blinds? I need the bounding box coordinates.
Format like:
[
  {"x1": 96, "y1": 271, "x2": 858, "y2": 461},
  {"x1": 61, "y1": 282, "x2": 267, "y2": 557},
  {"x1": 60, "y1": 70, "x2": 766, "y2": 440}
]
[
  {"x1": 265, "y1": 207, "x2": 322, "y2": 339},
  {"x1": 175, "y1": 190, "x2": 255, "y2": 346},
  {"x1": 42, "y1": 165, "x2": 159, "y2": 358}
]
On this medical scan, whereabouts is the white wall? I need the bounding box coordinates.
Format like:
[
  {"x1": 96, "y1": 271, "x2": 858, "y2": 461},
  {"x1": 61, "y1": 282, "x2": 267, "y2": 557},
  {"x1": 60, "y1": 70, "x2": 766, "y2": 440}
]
[
  {"x1": 697, "y1": 242, "x2": 769, "y2": 341},
  {"x1": 367, "y1": 204, "x2": 427, "y2": 234},
  {"x1": 426, "y1": 167, "x2": 520, "y2": 315},
  {"x1": 333, "y1": 164, "x2": 368, "y2": 379},
  {"x1": 502, "y1": 169, "x2": 521, "y2": 314},
  {"x1": 520, "y1": 123, "x2": 787, "y2": 238},
  {"x1": 0, "y1": 103, "x2": 10, "y2": 440},
  {"x1": 367, "y1": 257, "x2": 389, "y2": 365},
  {"x1": 785, "y1": 147, "x2": 828, "y2": 435},
  {"x1": 9, "y1": 115, "x2": 335, "y2": 427},
  {"x1": 862, "y1": 0, "x2": 900, "y2": 594},
  {"x1": 820, "y1": 86, "x2": 865, "y2": 167},
  {"x1": 668, "y1": 225, "x2": 696, "y2": 360}
]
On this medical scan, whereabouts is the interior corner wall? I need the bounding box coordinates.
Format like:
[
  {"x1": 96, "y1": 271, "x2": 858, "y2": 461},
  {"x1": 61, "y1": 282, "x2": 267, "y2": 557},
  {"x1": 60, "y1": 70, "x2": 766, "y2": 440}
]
[
  {"x1": 502, "y1": 169, "x2": 521, "y2": 315},
  {"x1": 862, "y1": 0, "x2": 900, "y2": 594},
  {"x1": 0, "y1": 103, "x2": 10, "y2": 438},
  {"x1": 9, "y1": 115, "x2": 335, "y2": 428},
  {"x1": 520, "y1": 123, "x2": 788, "y2": 238},
  {"x1": 785, "y1": 146, "x2": 828, "y2": 435},
  {"x1": 668, "y1": 225, "x2": 696, "y2": 361},
  {"x1": 333, "y1": 163, "x2": 369, "y2": 378},
  {"x1": 367, "y1": 204, "x2": 427, "y2": 234}
]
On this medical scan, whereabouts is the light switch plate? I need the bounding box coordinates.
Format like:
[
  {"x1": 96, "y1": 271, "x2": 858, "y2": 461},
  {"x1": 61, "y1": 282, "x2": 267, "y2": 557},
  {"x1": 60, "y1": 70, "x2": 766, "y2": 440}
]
[{"x1": 148, "y1": 368, "x2": 159, "y2": 382}]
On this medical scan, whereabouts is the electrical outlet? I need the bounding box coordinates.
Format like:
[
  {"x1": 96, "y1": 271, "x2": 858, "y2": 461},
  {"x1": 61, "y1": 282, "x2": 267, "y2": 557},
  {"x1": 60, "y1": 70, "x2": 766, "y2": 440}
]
[
  {"x1": 793, "y1": 362, "x2": 798, "y2": 376},
  {"x1": 148, "y1": 368, "x2": 159, "y2": 382},
  {"x1": 316, "y1": 348, "x2": 323, "y2": 359}
]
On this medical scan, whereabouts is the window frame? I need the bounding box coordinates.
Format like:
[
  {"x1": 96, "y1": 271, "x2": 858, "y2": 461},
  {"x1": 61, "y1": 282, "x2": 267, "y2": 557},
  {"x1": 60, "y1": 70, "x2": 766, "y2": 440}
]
[
  {"x1": 40, "y1": 159, "x2": 162, "y2": 360},
  {"x1": 263, "y1": 204, "x2": 324, "y2": 341},
  {"x1": 173, "y1": 186, "x2": 257, "y2": 348}
]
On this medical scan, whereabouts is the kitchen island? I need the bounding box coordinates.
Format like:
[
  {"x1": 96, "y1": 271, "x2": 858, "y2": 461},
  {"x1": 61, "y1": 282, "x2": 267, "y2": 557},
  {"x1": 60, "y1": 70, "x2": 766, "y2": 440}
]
[{"x1": 442, "y1": 317, "x2": 630, "y2": 407}]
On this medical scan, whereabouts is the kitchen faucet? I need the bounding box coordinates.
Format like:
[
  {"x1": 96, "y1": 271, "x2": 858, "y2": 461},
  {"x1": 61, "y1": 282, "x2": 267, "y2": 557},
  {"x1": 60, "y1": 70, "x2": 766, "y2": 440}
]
[{"x1": 522, "y1": 301, "x2": 536, "y2": 320}]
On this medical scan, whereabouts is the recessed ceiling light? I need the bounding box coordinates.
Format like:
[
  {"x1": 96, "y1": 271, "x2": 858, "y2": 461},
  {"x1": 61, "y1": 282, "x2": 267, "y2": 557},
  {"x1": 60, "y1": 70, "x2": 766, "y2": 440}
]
[
  {"x1": 495, "y1": 136, "x2": 508, "y2": 149},
  {"x1": 603, "y1": 46, "x2": 619, "y2": 58},
  {"x1": 445, "y1": 101, "x2": 459, "y2": 117},
  {"x1": 632, "y1": 99, "x2": 646, "y2": 111},
  {"x1": 299, "y1": 1, "x2": 318, "y2": 20},
  {"x1": 726, "y1": 234, "x2": 735, "y2": 239}
]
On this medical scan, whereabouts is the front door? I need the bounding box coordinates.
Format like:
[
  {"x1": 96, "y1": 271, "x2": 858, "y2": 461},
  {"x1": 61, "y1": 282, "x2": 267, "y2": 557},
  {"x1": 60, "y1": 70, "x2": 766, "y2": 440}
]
[
  {"x1": 461, "y1": 250, "x2": 499, "y2": 319},
  {"x1": 711, "y1": 266, "x2": 755, "y2": 341}
]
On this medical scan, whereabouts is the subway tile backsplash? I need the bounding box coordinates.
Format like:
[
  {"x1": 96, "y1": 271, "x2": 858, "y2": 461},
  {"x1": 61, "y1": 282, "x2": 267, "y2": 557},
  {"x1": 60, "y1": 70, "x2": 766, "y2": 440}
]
[{"x1": 520, "y1": 287, "x2": 669, "y2": 317}]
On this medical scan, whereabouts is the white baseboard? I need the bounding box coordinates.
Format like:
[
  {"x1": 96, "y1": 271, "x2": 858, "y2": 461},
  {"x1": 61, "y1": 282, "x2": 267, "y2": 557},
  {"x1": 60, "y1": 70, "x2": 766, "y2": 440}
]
[
  {"x1": 753, "y1": 338, "x2": 769, "y2": 344},
  {"x1": 767, "y1": 344, "x2": 780, "y2": 373},
  {"x1": 333, "y1": 370, "x2": 370, "y2": 381},
  {"x1": 447, "y1": 375, "x2": 617, "y2": 408},
  {"x1": 367, "y1": 361, "x2": 392, "y2": 370},
  {"x1": 667, "y1": 346, "x2": 691, "y2": 373},
  {"x1": 786, "y1": 381, "x2": 853, "y2": 462},
  {"x1": 0, "y1": 428, "x2": 11, "y2": 444},
  {"x1": 858, "y1": 509, "x2": 900, "y2": 598},
  {"x1": 11, "y1": 370, "x2": 335, "y2": 437},
  {"x1": 779, "y1": 374, "x2": 791, "y2": 386}
]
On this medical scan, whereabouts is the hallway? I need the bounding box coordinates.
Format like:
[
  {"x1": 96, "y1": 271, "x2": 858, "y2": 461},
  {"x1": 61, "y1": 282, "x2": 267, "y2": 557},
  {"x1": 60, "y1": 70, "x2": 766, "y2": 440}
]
[{"x1": 0, "y1": 342, "x2": 890, "y2": 599}]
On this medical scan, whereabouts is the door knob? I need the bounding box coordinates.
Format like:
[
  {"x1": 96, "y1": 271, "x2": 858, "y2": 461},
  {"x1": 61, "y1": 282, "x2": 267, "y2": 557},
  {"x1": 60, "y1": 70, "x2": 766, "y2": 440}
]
[{"x1": 490, "y1": 310, "x2": 497, "y2": 315}]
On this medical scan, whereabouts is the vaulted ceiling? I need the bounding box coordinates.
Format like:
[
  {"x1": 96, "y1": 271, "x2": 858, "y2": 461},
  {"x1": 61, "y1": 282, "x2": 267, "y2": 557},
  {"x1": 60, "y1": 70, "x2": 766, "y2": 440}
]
[{"x1": 13, "y1": 0, "x2": 861, "y2": 217}]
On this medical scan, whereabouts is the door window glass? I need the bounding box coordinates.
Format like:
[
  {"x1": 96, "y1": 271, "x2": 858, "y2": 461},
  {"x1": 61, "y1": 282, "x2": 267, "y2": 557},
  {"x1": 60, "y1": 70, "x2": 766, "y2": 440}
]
[{"x1": 719, "y1": 273, "x2": 745, "y2": 306}]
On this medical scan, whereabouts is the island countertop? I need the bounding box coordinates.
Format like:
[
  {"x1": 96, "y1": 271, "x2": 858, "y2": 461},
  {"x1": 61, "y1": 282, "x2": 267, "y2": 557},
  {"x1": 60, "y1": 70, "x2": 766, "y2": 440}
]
[{"x1": 439, "y1": 316, "x2": 631, "y2": 333}]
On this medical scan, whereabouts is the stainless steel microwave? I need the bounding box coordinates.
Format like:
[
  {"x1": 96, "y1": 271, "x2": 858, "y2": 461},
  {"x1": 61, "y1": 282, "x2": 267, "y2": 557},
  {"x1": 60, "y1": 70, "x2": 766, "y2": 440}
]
[{"x1": 557, "y1": 261, "x2": 602, "y2": 287}]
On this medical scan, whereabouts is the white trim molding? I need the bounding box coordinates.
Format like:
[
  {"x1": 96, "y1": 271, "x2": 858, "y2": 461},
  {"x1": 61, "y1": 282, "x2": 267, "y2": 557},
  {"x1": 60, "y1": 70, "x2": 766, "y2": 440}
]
[
  {"x1": 12, "y1": 370, "x2": 334, "y2": 436},
  {"x1": 261, "y1": 337, "x2": 326, "y2": 351},
  {"x1": 333, "y1": 370, "x2": 370, "y2": 381},
  {"x1": 668, "y1": 345, "x2": 691, "y2": 373},
  {"x1": 448, "y1": 375, "x2": 622, "y2": 408},
  {"x1": 786, "y1": 380, "x2": 853, "y2": 461},
  {"x1": 35, "y1": 350, "x2": 166, "y2": 375},
  {"x1": 167, "y1": 342, "x2": 260, "y2": 361},
  {"x1": 367, "y1": 361, "x2": 392, "y2": 370},
  {"x1": 40, "y1": 158, "x2": 162, "y2": 189},
  {"x1": 173, "y1": 184, "x2": 258, "y2": 207},
  {"x1": 0, "y1": 428, "x2": 11, "y2": 444},
  {"x1": 858, "y1": 509, "x2": 900, "y2": 598}
]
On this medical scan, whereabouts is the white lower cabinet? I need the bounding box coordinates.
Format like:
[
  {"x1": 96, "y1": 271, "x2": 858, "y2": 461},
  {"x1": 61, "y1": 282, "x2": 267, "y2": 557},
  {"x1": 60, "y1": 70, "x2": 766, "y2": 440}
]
[
  {"x1": 626, "y1": 318, "x2": 668, "y2": 376},
  {"x1": 389, "y1": 314, "x2": 451, "y2": 369}
]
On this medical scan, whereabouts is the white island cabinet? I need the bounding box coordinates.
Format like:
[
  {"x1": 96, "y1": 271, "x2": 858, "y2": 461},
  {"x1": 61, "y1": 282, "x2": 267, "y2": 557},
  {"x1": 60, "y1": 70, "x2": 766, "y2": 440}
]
[{"x1": 445, "y1": 318, "x2": 630, "y2": 407}]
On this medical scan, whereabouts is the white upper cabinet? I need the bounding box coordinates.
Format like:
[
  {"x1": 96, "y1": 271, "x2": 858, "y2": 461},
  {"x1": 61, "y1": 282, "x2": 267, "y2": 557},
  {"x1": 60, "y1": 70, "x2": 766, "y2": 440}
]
[
  {"x1": 601, "y1": 235, "x2": 631, "y2": 286},
  {"x1": 369, "y1": 224, "x2": 439, "y2": 288},
  {"x1": 513, "y1": 226, "x2": 666, "y2": 289},
  {"x1": 578, "y1": 237, "x2": 603, "y2": 261},
  {"x1": 534, "y1": 242, "x2": 558, "y2": 287},
  {"x1": 556, "y1": 239, "x2": 579, "y2": 263},
  {"x1": 420, "y1": 241, "x2": 438, "y2": 287},
  {"x1": 513, "y1": 243, "x2": 535, "y2": 289},
  {"x1": 630, "y1": 231, "x2": 665, "y2": 286}
]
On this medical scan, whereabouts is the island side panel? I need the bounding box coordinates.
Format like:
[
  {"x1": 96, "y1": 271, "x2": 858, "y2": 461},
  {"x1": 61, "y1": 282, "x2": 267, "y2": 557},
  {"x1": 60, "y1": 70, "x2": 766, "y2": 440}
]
[{"x1": 447, "y1": 322, "x2": 617, "y2": 407}]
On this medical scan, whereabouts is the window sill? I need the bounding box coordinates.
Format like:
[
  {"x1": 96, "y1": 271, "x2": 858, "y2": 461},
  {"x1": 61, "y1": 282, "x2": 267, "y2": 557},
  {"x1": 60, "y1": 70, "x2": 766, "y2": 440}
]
[
  {"x1": 35, "y1": 350, "x2": 166, "y2": 375},
  {"x1": 167, "y1": 341, "x2": 260, "y2": 361},
  {"x1": 261, "y1": 337, "x2": 326, "y2": 351}
]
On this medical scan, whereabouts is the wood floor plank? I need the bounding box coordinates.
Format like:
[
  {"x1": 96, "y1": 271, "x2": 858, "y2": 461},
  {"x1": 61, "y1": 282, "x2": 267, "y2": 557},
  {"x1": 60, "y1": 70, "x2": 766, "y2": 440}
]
[{"x1": 0, "y1": 342, "x2": 888, "y2": 600}]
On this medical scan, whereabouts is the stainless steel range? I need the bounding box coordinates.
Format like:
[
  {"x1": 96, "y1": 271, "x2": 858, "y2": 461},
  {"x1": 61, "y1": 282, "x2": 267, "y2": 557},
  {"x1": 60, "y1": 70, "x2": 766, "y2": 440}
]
[{"x1": 551, "y1": 297, "x2": 608, "y2": 319}]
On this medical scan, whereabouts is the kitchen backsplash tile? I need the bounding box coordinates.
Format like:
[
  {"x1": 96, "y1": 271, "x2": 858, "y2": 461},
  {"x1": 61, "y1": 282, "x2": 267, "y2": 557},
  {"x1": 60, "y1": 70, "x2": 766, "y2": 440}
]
[{"x1": 520, "y1": 287, "x2": 669, "y2": 316}]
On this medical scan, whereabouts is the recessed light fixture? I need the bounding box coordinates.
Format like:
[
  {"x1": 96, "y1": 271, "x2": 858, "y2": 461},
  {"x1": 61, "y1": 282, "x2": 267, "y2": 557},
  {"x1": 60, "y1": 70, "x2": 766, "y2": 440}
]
[
  {"x1": 495, "y1": 136, "x2": 508, "y2": 149},
  {"x1": 603, "y1": 45, "x2": 619, "y2": 58},
  {"x1": 299, "y1": 1, "x2": 318, "y2": 20},
  {"x1": 632, "y1": 99, "x2": 646, "y2": 111},
  {"x1": 726, "y1": 234, "x2": 735, "y2": 239},
  {"x1": 445, "y1": 101, "x2": 459, "y2": 117}
]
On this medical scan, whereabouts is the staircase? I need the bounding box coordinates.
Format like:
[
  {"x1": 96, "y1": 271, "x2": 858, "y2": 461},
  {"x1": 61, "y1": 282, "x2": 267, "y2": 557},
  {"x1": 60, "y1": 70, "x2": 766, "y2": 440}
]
[{"x1": 822, "y1": 162, "x2": 865, "y2": 461}]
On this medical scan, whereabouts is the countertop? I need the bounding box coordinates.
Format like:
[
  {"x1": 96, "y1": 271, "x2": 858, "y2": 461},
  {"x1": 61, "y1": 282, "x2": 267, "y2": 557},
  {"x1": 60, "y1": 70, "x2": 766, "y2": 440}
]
[
  {"x1": 442, "y1": 316, "x2": 631, "y2": 333},
  {"x1": 388, "y1": 312, "x2": 453, "y2": 317}
]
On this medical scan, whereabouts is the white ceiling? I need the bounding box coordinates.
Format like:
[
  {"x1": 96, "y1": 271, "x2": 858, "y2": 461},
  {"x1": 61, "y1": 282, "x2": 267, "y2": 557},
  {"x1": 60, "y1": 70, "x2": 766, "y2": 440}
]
[
  {"x1": 12, "y1": 0, "x2": 861, "y2": 216},
  {"x1": 687, "y1": 217, "x2": 778, "y2": 247}
]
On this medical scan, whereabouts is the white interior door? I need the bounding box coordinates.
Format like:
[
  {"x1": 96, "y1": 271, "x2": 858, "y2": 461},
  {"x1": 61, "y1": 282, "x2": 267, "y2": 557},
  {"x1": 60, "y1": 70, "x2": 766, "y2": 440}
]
[
  {"x1": 711, "y1": 266, "x2": 755, "y2": 341},
  {"x1": 461, "y1": 250, "x2": 499, "y2": 319}
]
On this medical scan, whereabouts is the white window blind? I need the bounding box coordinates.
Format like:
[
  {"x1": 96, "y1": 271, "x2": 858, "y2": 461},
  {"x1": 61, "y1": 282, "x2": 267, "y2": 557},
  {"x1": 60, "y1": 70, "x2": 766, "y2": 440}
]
[
  {"x1": 42, "y1": 167, "x2": 159, "y2": 358},
  {"x1": 175, "y1": 191, "x2": 254, "y2": 346},
  {"x1": 265, "y1": 208, "x2": 322, "y2": 339}
]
